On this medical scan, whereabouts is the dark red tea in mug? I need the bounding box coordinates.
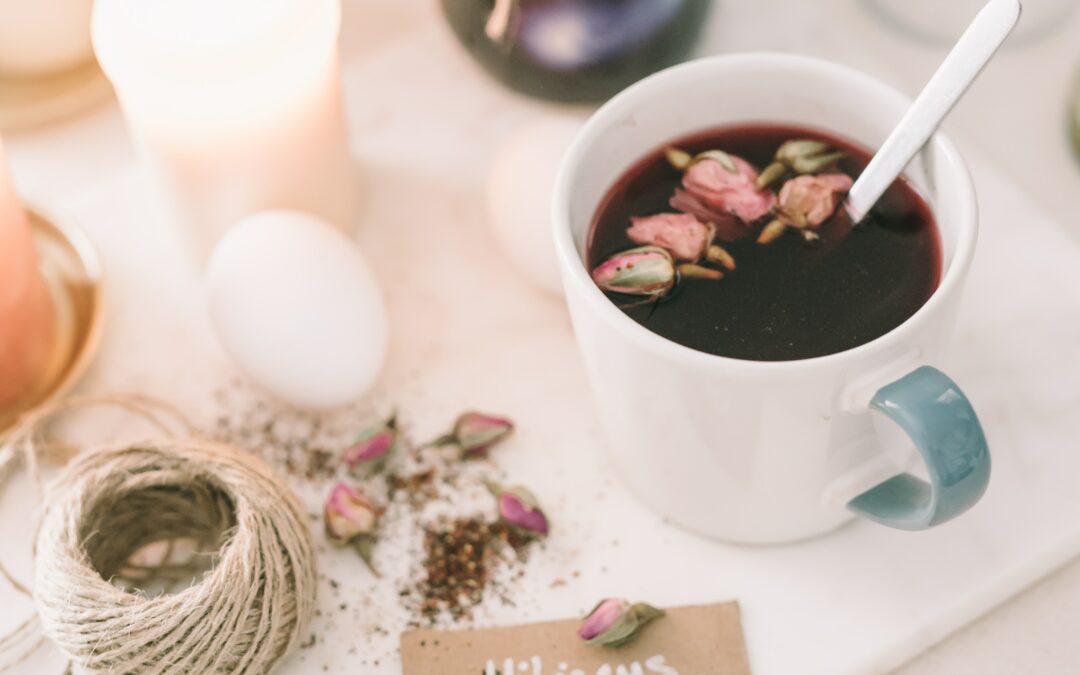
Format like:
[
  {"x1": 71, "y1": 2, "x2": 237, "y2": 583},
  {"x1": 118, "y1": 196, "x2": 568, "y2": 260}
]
[{"x1": 587, "y1": 124, "x2": 942, "y2": 361}]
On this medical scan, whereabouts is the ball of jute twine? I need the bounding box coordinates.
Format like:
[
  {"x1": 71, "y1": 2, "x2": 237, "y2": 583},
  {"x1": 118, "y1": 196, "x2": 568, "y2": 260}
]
[{"x1": 0, "y1": 395, "x2": 317, "y2": 674}]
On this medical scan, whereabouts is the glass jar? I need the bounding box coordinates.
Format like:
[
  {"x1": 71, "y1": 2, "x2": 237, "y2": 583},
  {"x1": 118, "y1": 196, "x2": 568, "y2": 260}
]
[{"x1": 441, "y1": 0, "x2": 713, "y2": 103}]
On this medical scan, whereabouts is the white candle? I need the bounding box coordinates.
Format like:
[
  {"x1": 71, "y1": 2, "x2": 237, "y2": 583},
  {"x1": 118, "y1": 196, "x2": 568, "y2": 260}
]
[
  {"x1": 92, "y1": 0, "x2": 358, "y2": 259},
  {"x1": 0, "y1": 138, "x2": 56, "y2": 410},
  {"x1": 0, "y1": 0, "x2": 95, "y2": 77}
]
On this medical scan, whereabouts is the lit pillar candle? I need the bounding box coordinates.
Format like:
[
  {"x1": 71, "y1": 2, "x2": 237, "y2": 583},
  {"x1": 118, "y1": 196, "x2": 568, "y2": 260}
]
[
  {"x1": 92, "y1": 0, "x2": 358, "y2": 259},
  {"x1": 0, "y1": 138, "x2": 56, "y2": 410}
]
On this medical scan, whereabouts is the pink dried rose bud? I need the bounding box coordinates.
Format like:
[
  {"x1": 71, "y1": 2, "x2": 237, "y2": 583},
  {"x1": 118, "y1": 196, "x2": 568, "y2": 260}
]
[
  {"x1": 433, "y1": 411, "x2": 515, "y2": 457},
  {"x1": 325, "y1": 483, "x2": 379, "y2": 542},
  {"x1": 324, "y1": 483, "x2": 381, "y2": 574},
  {"x1": 669, "y1": 189, "x2": 748, "y2": 242},
  {"x1": 343, "y1": 414, "x2": 398, "y2": 469},
  {"x1": 678, "y1": 151, "x2": 776, "y2": 226},
  {"x1": 626, "y1": 213, "x2": 715, "y2": 262},
  {"x1": 776, "y1": 173, "x2": 854, "y2": 228},
  {"x1": 578, "y1": 599, "x2": 666, "y2": 647},
  {"x1": 592, "y1": 246, "x2": 675, "y2": 296},
  {"x1": 491, "y1": 484, "x2": 550, "y2": 536},
  {"x1": 456, "y1": 412, "x2": 514, "y2": 454}
]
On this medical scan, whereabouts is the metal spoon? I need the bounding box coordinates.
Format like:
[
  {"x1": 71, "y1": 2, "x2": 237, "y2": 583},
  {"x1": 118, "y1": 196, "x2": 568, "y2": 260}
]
[{"x1": 844, "y1": 0, "x2": 1023, "y2": 223}]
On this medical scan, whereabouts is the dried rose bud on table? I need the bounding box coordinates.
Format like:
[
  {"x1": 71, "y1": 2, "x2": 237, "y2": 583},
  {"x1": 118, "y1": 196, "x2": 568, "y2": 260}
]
[
  {"x1": 489, "y1": 482, "x2": 550, "y2": 536},
  {"x1": 324, "y1": 482, "x2": 382, "y2": 575},
  {"x1": 578, "y1": 598, "x2": 666, "y2": 648},
  {"x1": 431, "y1": 411, "x2": 514, "y2": 457},
  {"x1": 342, "y1": 414, "x2": 399, "y2": 471}
]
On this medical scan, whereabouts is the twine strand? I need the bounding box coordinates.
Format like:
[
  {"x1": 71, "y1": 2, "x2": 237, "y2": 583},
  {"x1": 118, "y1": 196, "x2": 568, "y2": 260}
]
[
  {"x1": 0, "y1": 395, "x2": 317, "y2": 674},
  {"x1": 0, "y1": 393, "x2": 206, "y2": 603}
]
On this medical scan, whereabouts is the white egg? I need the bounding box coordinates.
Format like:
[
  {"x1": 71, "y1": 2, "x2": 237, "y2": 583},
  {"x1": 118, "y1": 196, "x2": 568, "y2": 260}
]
[
  {"x1": 207, "y1": 211, "x2": 387, "y2": 410},
  {"x1": 486, "y1": 114, "x2": 586, "y2": 295}
]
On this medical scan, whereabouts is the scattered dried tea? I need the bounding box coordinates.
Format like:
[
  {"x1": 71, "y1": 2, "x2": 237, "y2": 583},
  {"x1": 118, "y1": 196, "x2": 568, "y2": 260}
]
[
  {"x1": 210, "y1": 384, "x2": 544, "y2": 636},
  {"x1": 386, "y1": 469, "x2": 437, "y2": 507},
  {"x1": 410, "y1": 517, "x2": 534, "y2": 624},
  {"x1": 212, "y1": 385, "x2": 344, "y2": 481}
]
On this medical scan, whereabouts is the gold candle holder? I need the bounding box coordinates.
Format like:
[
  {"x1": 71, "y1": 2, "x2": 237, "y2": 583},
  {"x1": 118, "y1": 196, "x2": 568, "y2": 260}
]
[
  {"x1": 0, "y1": 59, "x2": 112, "y2": 131},
  {"x1": 0, "y1": 209, "x2": 104, "y2": 433}
]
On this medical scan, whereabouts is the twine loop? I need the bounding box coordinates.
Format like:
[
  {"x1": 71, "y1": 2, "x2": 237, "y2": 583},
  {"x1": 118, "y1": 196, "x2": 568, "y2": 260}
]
[{"x1": 0, "y1": 395, "x2": 317, "y2": 674}]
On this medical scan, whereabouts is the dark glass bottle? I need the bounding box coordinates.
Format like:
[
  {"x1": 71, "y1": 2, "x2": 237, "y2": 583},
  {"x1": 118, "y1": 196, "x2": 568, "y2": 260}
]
[{"x1": 441, "y1": 0, "x2": 713, "y2": 103}]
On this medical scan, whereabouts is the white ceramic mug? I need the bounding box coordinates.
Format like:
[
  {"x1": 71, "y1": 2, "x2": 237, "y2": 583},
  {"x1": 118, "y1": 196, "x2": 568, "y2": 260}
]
[{"x1": 553, "y1": 53, "x2": 990, "y2": 544}]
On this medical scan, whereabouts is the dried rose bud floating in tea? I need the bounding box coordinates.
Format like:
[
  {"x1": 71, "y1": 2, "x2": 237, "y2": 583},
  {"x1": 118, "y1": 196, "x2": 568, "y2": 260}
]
[
  {"x1": 441, "y1": 0, "x2": 712, "y2": 103},
  {"x1": 587, "y1": 124, "x2": 942, "y2": 361}
]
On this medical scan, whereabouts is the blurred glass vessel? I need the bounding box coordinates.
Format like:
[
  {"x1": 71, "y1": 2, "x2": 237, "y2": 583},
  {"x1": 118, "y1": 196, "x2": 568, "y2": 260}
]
[
  {"x1": 442, "y1": 0, "x2": 713, "y2": 103},
  {"x1": 863, "y1": 0, "x2": 1075, "y2": 44}
]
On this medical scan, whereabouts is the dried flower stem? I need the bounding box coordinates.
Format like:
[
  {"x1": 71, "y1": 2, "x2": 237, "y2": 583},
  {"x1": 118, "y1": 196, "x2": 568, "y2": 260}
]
[
  {"x1": 693, "y1": 150, "x2": 739, "y2": 174},
  {"x1": 352, "y1": 538, "x2": 381, "y2": 578},
  {"x1": 790, "y1": 151, "x2": 844, "y2": 174},
  {"x1": 677, "y1": 264, "x2": 724, "y2": 281},
  {"x1": 755, "y1": 162, "x2": 787, "y2": 189},
  {"x1": 757, "y1": 219, "x2": 787, "y2": 245},
  {"x1": 705, "y1": 245, "x2": 736, "y2": 270},
  {"x1": 664, "y1": 147, "x2": 693, "y2": 171}
]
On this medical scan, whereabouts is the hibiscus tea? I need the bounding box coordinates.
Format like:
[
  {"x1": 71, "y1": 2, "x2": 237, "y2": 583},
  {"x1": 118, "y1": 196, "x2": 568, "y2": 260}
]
[{"x1": 587, "y1": 123, "x2": 942, "y2": 361}]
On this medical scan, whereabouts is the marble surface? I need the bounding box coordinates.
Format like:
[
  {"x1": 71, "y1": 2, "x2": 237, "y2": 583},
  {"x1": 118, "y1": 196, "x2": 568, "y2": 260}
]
[{"x1": 2, "y1": 1, "x2": 1080, "y2": 674}]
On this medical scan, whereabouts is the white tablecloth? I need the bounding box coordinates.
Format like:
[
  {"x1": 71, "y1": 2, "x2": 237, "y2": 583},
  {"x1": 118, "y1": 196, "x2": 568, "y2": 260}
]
[{"x1": 4, "y1": 1, "x2": 1080, "y2": 673}]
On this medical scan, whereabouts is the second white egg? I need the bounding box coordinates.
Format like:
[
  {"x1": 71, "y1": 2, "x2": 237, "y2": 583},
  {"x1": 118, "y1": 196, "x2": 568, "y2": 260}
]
[{"x1": 486, "y1": 114, "x2": 585, "y2": 295}]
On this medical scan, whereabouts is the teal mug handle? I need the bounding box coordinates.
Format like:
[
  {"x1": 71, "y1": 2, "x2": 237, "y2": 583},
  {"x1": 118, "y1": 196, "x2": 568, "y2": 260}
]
[{"x1": 848, "y1": 366, "x2": 990, "y2": 530}]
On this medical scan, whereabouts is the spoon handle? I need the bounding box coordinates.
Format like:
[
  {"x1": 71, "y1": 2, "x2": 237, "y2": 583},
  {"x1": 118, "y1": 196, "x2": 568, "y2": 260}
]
[{"x1": 845, "y1": 0, "x2": 1022, "y2": 223}]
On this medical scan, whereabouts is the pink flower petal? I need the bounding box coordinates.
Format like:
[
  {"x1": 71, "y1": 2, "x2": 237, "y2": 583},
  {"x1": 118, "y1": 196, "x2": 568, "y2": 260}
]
[
  {"x1": 498, "y1": 492, "x2": 549, "y2": 535},
  {"x1": 627, "y1": 213, "x2": 713, "y2": 261},
  {"x1": 669, "y1": 189, "x2": 751, "y2": 242},
  {"x1": 578, "y1": 599, "x2": 626, "y2": 641},
  {"x1": 681, "y1": 155, "x2": 776, "y2": 224},
  {"x1": 324, "y1": 483, "x2": 379, "y2": 543},
  {"x1": 343, "y1": 430, "x2": 394, "y2": 466},
  {"x1": 455, "y1": 412, "x2": 514, "y2": 455}
]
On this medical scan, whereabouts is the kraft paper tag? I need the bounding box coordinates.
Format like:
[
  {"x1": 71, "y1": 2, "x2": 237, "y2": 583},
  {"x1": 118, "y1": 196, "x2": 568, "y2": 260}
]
[{"x1": 401, "y1": 602, "x2": 751, "y2": 674}]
